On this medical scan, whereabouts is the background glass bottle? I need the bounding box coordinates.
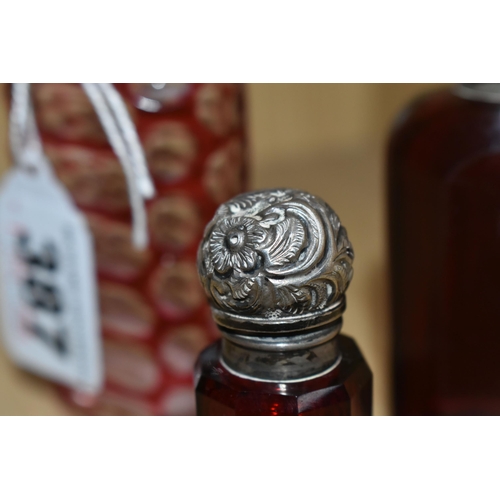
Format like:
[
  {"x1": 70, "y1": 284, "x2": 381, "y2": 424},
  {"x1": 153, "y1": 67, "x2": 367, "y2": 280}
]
[
  {"x1": 29, "y1": 83, "x2": 248, "y2": 415},
  {"x1": 388, "y1": 84, "x2": 500, "y2": 415}
]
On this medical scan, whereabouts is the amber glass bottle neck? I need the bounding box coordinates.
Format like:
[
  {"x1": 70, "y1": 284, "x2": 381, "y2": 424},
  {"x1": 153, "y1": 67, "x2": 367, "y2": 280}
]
[
  {"x1": 455, "y1": 84, "x2": 500, "y2": 103},
  {"x1": 219, "y1": 318, "x2": 343, "y2": 383}
]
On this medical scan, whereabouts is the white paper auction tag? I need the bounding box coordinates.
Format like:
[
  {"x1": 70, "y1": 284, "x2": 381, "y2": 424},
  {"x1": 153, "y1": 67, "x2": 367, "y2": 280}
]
[{"x1": 0, "y1": 154, "x2": 103, "y2": 393}]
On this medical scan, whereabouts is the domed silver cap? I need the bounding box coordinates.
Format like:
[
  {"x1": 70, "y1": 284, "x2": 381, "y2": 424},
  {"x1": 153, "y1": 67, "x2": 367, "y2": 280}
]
[{"x1": 197, "y1": 189, "x2": 354, "y2": 336}]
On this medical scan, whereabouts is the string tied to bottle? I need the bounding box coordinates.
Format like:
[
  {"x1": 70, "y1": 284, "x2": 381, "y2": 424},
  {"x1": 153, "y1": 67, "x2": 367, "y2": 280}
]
[{"x1": 9, "y1": 83, "x2": 155, "y2": 249}]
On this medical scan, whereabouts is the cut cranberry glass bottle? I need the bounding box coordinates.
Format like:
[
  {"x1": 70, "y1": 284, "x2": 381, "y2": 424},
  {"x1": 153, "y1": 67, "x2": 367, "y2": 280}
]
[
  {"x1": 388, "y1": 84, "x2": 500, "y2": 415},
  {"x1": 194, "y1": 189, "x2": 372, "y2": 415},
  {"x1": 26, "y1": 83, "x2": 247, "y2": 415}
]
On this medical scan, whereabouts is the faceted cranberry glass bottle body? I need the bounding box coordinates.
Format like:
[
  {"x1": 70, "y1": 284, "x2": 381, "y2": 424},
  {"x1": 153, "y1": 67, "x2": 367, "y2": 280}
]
[
  {"x1": 195, "y1": 188, "x2": 372, "y2": 416},
  {"x1": 195, "y1": 336, "x2": 372, "y2": 416},
  {"x1": 388, "y1": 84, "x2": 500, "y2": 415}
]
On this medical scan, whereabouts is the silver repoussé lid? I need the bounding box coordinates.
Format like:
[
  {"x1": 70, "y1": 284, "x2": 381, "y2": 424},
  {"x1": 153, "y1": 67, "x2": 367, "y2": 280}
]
[{"x1": 197, "y1": 188, "x2": 353, "y2": 337}]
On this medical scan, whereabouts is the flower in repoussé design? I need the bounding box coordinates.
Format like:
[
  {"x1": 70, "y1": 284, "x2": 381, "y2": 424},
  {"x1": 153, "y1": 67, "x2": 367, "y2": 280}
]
[{"x1": 209, "y1": 217, "x2": 266, "y2": 274}]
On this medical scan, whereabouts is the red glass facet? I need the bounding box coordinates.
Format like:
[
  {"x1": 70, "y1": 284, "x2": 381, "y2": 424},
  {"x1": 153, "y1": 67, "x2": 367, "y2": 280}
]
[{"x1": 195, "y1": 335, "x2": 372, "y2": 416}]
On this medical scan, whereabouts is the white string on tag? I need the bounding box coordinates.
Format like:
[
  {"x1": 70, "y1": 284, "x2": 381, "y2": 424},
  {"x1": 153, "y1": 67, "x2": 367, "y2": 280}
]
[
  {"x1": 94, "y1": 84, "x2": 154, "y2": 198},
  {"x1": 9, "y1": 83, "x2": 155, "y2": 249},
  {"x1": 81, "y1": 83, "x2": 154, "y2": 248},
  {"x1": 9, "y1": 83, "x2": 46, "y2": 167}
]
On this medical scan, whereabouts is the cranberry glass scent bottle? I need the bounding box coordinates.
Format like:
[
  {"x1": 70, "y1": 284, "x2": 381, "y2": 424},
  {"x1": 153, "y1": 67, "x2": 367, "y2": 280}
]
[
  {"x1": 194, "y1": 189, "x2": 372, "y2": 416},
  {"x1": 388, "y1": 84, "x2": 500, "y2": 415},
  {"x1": 28, "y1": 83, "x2": 247, "y2": 415}
]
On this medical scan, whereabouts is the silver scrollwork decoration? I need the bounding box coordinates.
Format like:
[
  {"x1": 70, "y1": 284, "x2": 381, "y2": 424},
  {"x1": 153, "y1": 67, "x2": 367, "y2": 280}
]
[{"x1": 197, "y1": 189, "x2": 354, "y2": 334}]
